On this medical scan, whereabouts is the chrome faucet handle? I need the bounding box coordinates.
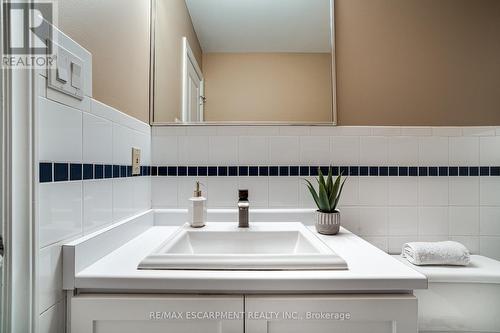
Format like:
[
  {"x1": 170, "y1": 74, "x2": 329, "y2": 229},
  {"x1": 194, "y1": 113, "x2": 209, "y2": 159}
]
[{"x1": 238, "y1": 189, "x2": 249, "y2": 228}]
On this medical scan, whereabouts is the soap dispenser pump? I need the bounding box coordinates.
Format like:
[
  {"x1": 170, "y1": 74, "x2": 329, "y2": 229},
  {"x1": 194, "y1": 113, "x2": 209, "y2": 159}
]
[{"x1": 188, "y1": 181, "x2": 207, "y2": 228}]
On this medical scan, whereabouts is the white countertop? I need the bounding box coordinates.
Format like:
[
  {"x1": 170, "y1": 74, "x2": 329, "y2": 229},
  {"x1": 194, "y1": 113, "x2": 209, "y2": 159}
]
[{"x1": 73, "y1": 224, "x2": 427, "y2": 293}]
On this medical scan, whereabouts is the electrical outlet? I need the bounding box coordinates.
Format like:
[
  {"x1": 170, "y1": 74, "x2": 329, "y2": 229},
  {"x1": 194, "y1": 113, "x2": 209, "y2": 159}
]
[{"x1": 132, "y1": 148, "x2": 141, "y2": 176}]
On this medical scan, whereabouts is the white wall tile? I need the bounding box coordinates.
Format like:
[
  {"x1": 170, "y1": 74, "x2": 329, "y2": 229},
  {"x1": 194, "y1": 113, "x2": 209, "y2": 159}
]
[
  {"x1": 238, "y1": 177, "x2": 268, "y2": 208},
  {"x1": 278, "y1": 126, "x2": 310, "y2": 136},
  {"x1": 208, "y1": 136, "x2": 239, "y2": 165},
  {"x1": 39, "y1": 182, "x2": 82, "y2": 248},
  {"x1": 462, "y1": 127, "x2": 496, "y2": 137},
  {"x1": 480, "y1": 206, "x2": 500, "y2": 236},
  {"x1": 38, "y1": 245, "x2": 63, "y2": 313},
  {"x1": 418, "y1": 178, "x2": 449, "y2": 206},
  {"x1": 335, "y1": 127, "x2": 372, "y2": 136},
  {"x1": 360, "y1": 137, "x2": 388, "y2": 165},
  {"x1": 39, "y1": 97, "x2": 82, "y2": 162},
  {"x1": 339, "y1": 207, "x2": 360, "y2": 234},
  {"x1": 418, "y1": 207, "x2": 449, "y2": 236},
  {"x1": 269, "y1": 137, "x2": 300, "y2": 164},
  {"x1": 480, "y1": 237, "x2": 500, "y2": 261},
  {"x1": 388, "y1": 237, "x2": 417, "y2": 254},
  {"x1": 207, "y1": 177, "x2": 239, "y2": 208},
  {"x1": 268, "y1": 177, "x2": 299, "y2": 207},
  {"x1": 177, "y1": 177, "x2": 207, "y2": 208},
  {"x1": 449, "y1": 236, "x2": 479, "y2": 254},
  {"x1": 238, "y1": 136, "x2": 269, "y2": 164},
  {"x1": 449, "y1": 177, "x2": 479, "y2": 206},
  {"x1": 388, "y1": 207, "x2": 418, "y2": 236},
  {"x1": 186, "y1": 126, "x2": 216, "y2": 136},
  {"x1": 299, "y1": 176, "x2": 318, "y2": 209},
  {"x1": 362, "y1": 236, "x2": 388, "y2": 252},
  {"x1": 337, "y1": 177, "x2": 359, "y2": 206},
  {"x1": 152, "y1": 135, "x2": 178, "y2": 165},
  {"x1": 111, "y1": 124, "x2": 131, "y2": 165},
  {"x1": 359, "y1": 177, "x2": 388, "y2": 206},
  {"x1": 83, "y1": 180, "x2": 113, "y2": 234},
  {"x1": 480, "y1": 137, "x2": 500, "y2": 165},
  {"x1": 39, "y1": 301, "x2": 65, "y2": 333},
  {"x1": 432, "y1": 127, "x2": 462, "y2": 137},
  {"x1": 331, "y1": 136, "x2": 360, "y2": 165},
  {"x1": 134, "y1": 177, "x2": 151, "y2": 212},
  {"x1": 388, "y1": 177, "x2": 418, "y2": 206},
  {"x1": 152, "y1": 177, "x2": 178, "y2": 208},
  {"x1": 112, "y1": 178, "x2": 137, "y2": 221},
  {"x1": 83, "y1": 113, "x2": 112, "y2": 164},
  {"x1": 387, "y1": 137, "x2": 419, "y2": 165},
  {"x1": 178, "y1": 136, "x2": 209, "y2": 165},
  {"x1": 449, "y1": 206, "x2": 479, "y2": 236},
  {"x1": 299, "y1": 136, "x2": 331, "y2": 165},
  {"x1": 419, "y1": 137, "x2": 448, "y2": 165},
  {"x1": 359, "y1": 207, "x2": 388, "y2": 236},
  {"x1": 480, "y1": 177, "x2": 500, "y2": 206},
  {"x1": 400, "y1": 127, "x2": 432, "y2": 136},
  {"x1": 372, "y1": 127, "x2": 401, "y2": 136},
  {"x1": 418, "y1": 235, "x2": 450, "y2": 242},
  {"x1": 449, "y1": 137, "x2": 479, "y2": 166}
]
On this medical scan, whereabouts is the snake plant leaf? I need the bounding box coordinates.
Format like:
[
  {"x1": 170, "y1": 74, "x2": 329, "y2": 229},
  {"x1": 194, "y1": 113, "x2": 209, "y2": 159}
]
[
  {"x1": 318, "y1": 180, "x2": 331, "y2": 211},
  {"x1": 326, "y1": 167, "x2": 333, "y2": 195},
  {"x1": 333, "y1": 177, "x2": 348, "y2": 210},
  {"x1": 304, "y1": 179, "x2": 320, "y2": 209},
  {"x1": 329, "y1": 173, "x2": 341, "y2": 208}
]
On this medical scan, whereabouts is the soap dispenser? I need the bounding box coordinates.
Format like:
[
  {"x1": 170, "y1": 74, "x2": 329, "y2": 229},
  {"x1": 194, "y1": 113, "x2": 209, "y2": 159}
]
[{"x1": 188, "y1": 181, "x2": 207, "y2": 228}]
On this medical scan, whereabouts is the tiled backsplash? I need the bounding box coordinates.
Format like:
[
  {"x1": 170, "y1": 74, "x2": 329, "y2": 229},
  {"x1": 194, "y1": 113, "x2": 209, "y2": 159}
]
[
  {"x1": 151, "y1": 126, "x2": 500, "y2": 260},
  {"x1": 36, "y1": 36, "x2": 151, "y2": 331}
]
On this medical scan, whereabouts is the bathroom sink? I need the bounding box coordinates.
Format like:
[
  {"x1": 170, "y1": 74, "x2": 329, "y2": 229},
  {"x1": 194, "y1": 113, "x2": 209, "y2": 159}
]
[{"x1": 138, "y1": 222, "x2": 348, "y2": 271}]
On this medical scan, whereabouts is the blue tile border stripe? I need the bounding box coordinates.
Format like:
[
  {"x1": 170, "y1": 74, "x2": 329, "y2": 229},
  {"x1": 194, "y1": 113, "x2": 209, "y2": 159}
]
[{"x1": 38, "y1": 163, "x2": 500, "y2": 182}]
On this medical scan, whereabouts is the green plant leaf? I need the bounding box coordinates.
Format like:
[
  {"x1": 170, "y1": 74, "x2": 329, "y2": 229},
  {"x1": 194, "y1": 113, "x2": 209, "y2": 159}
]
[
  {"x1": 318, "y1": 181, "x2": 331, "y2": 212},
  {"x1": 333, "y1": 177, "x2": 348, "y2": 211},
  {"x1": 303, "y1": 179, "x2": 320, "y2": 209}
]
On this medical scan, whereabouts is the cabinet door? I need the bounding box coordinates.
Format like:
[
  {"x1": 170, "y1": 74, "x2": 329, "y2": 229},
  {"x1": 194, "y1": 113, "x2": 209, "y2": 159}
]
[
  {"x1": 245, "y1": 294, "x2": 417, "y2": 333},
  {"x1": 71, "y1": 294, "x2": 244, "y2": 333}
]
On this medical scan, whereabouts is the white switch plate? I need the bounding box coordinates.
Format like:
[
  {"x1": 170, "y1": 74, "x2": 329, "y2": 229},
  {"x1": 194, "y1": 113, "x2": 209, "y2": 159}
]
[{"x1": 132, "y1": 148, "x2": 141, "y2": 176}]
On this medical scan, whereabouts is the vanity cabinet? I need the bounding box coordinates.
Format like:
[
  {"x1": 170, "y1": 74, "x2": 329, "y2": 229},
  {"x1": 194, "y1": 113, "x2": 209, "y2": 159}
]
[
  {"x1": 245, "y1": 295, "x2": 417, "y2": 333},
  {"x1": 70, "y1": 294, "x2": 417, "y2": 333},
  {"x1": 70, "y1": 295, "x2": 244, "y2": 333}
]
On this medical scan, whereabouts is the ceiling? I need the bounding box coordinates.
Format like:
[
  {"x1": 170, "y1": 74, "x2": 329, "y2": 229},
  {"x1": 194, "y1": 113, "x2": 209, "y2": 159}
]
[{"x1": 184, "y1": 0, "x2": 332, "y2": 53}]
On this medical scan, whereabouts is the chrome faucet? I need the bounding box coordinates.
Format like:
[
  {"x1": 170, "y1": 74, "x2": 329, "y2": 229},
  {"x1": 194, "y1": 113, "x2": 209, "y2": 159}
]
[{"x1": 238, "y1": 189, "x2": 249, "y2": 228}]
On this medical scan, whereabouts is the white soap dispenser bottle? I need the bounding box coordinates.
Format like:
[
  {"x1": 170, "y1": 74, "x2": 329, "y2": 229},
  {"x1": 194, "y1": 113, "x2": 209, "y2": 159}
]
[{"x1": 188, "y1": 181, "x2": 207, "y2": 228}]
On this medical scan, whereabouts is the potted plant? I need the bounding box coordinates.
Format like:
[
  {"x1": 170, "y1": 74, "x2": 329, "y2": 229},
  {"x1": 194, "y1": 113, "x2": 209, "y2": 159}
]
[{"x1": 304, "y1": 167, "x2": 347, "y2": 235}]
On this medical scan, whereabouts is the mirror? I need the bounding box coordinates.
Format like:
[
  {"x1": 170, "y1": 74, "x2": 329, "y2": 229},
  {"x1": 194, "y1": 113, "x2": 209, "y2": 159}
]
[{"x1": 151, "y1": 0, "x2": 336, "y2": 125}]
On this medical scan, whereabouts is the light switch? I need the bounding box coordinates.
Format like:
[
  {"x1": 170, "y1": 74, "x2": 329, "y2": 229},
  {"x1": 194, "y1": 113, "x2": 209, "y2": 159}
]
[
  {"x1": 56, "y1": 54, "x2": 69, "y2": 83},
  {"x1": 71, "y1": 62, "x2": 82, "y2": 89},
  {"x1": 132, "y1": 148, "x2": 141, "y2": 176}
]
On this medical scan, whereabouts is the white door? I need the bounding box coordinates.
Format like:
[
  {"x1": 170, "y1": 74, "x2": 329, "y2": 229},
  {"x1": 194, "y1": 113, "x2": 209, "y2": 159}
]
[
  {"x1": 71, "y1": 295, "x2": 244, "y2": 333},
  {"x1": 245, "y1": 295, "x2": 418, "y2": 333},
  {"x1": 182, "y1": 37, "x2": 204, "y2": 122}
]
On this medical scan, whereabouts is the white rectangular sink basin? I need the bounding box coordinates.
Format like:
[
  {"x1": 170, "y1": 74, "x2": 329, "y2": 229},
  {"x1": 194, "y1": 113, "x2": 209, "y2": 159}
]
[{"x1": 138, "y1": 222, "x2": 348, "y2": 271}]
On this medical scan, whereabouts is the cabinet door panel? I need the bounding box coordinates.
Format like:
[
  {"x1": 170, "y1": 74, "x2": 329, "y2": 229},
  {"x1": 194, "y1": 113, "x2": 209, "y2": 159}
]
[
  {"x1": 245, "y1": 295, "x2": 417, "y2": 333},
  {"x1": 71, "y1": 295, "x2": 243, "y2": 333}
]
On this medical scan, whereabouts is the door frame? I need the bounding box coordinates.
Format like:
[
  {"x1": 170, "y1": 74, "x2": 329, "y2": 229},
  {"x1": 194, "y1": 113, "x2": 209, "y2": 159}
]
[
  {"x1": 1, "y1": 1, "x2": 36, "y2": 332},
  {"x1": 181, "y1": 36, "x2": 204, "y2": 122}
]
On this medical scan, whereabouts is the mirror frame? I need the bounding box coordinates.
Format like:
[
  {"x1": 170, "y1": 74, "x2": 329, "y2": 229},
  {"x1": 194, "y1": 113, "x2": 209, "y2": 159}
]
[{"x1": 149, "y1": 0, "x2": 337, "y2": 126}]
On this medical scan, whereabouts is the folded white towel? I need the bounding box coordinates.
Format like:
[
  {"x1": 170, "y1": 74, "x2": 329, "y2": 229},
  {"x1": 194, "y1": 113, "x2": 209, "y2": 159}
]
[{"x1": 402, "y1": 241, "x2": 470, "y2": 266}]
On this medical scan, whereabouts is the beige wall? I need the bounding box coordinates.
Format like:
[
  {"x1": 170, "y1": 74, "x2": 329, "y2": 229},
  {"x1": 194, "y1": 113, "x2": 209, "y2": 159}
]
[
  {"x1": 58, "y1": 0, "x2": 151, "y2": 123},
  {"x1": 203, "y1": 53, "x2": 333, "y2": 122},
  {"x1": 336, "y1": 0, "x2": 500, "y2": 126},
  {"x1": 154, "y1": 0, "x2": 202, "y2": 123}
]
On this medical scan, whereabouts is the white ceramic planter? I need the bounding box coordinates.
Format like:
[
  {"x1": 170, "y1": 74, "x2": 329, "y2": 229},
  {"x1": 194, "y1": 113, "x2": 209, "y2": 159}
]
[{"x1": 315, "y1": 210, "x2": 340, "y2": 235}]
